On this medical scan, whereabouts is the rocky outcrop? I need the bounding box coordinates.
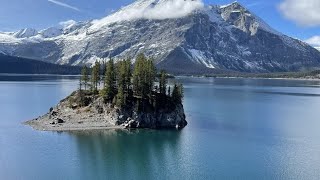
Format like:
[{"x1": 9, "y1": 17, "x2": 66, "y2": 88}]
[
  {"x1": 119, "y1": 103, "x2": 187, "y2": 129},
  {"x1": 25, "y1": 91, "x2": 187, "y2": 131}
]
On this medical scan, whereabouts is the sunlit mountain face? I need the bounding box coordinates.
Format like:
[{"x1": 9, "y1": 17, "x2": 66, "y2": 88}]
[{"x1": 1, "y1": 0, "x2": 320, "y2": 74}]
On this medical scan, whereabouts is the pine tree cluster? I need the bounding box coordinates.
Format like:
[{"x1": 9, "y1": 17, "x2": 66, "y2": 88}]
[{"x1": 79, "y1": 53, "x2": 184, "y2": 112}]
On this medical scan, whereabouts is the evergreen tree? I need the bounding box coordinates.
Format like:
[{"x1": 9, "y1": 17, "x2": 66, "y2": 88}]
[
  {"x1": 132, "y1": 53, "x2": 145, "y2": 98},
  {"x1": 172, "y1": 83, "x2": 184, "y2": 104},
  {"x1": 146, "y1": 58, "x2": 156, "y2": 96},
  {"x1": 125, "y1": 58, "x2": 132, "y2": 92},
  {"x1": 115, "y1": 59, "x2": 132, "y2": 107},
  {"x1": 90, "y1": 64, "x2": 95, "y2": 92},
  {"x1": 178, "y1": 83, "x2": 184, "y2": 101},
  {"x1": 102, "y1": 59, "x2": 117, "y2": 100},
  {"x1": 78, "y1": 77, "x2": 84, "y2": 107},
  {"x1": 95, "y1": 61, "x2": 101, "y2": 88},
  {"x1": 115, "y1": 85, "x2": 125, "y2": 108},
  {"x1": 90, "y1": 61, "x2": 100, "y2": 93},
  {"x1": 132, "y1": 53, "x2": 156, "y2": 99},
  {"x1": 159, "y1": 70, "x2": 167, "y2": 95},
  {"x1": 81, "y1": 65, "x2": 89, "y2": 90},
  {"x1": 117, "y1": 60, "x2": 127, "y2": 92}
]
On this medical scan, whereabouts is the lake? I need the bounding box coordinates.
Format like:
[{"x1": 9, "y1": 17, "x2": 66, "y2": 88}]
[{"x1": 1, "y1": 75, "x2": 320, "y2": 179}]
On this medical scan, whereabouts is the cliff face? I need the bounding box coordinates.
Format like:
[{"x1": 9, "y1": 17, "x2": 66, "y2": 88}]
[
  {"x1": 117, "y1": 103, "x2": 187, "y2": 129},
  {"x1": 25, "y1": 91, "x2": 187, "y2": 131}
]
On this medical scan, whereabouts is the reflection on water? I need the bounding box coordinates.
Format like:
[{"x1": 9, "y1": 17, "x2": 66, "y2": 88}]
[{"x1": 68, "y1": 129, "x2": 183, "y2": 180}]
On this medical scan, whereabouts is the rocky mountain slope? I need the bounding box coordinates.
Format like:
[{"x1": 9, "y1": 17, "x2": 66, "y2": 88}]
[{"x1": 1, "y1": 0, "x2": 320, "y2": 74}]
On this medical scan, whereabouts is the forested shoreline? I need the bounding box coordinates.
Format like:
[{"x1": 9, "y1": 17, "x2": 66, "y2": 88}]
[{"x1": 0, "y1": 54, "x2": 81, "y2": 75}]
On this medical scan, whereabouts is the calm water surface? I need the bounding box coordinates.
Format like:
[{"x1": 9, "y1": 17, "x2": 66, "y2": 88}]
[{"x1": 1, "y1": 75, "x2": 320, "y2": 179}]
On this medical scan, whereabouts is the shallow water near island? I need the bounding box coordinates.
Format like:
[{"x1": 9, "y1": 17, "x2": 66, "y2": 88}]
[{"x1": 1, "y1": 75, "x2": 320, "y2": 179}]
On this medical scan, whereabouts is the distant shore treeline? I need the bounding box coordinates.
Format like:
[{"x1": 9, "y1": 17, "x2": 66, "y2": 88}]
[
  {"x1": 201, "y1": 70, "x2": 320, "y2": 79},
  {"x1": 1, "y1": 53, "x2": 319, "y2": 79},
  {"x1": 0, "y1": 54, "x2": 81, "y2": 75}
]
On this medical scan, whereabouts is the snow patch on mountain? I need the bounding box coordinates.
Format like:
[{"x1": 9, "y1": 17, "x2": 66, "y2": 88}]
[
  {"x1": 86, "y1": 55, "x2": 109, "y2": 66},
  {"x1": 40, "y1": 27, "x2": 63, "y2": 38},
  {"x1": 13, "y1": 28, "x2": 38, "y2": 38},
  {"x1": 187, "y1": 49, "x2": 216, "y2": 69},
  {"x1": 0, "y1": 33, "x2": 21, "y2": 44}
]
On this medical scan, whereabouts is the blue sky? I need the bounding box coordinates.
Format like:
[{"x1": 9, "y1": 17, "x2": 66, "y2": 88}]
[{"x1": 0, "y1": 0, "x2": 319, "y2": 45}]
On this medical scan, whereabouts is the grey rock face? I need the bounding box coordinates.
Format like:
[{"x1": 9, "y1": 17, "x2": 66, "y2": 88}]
[
  {"x1": 120, "y1": 104, "x2": 187, "y2": 129},
  {"x1": 1, "y1": 1, "x2": 320, "y2": 74}
]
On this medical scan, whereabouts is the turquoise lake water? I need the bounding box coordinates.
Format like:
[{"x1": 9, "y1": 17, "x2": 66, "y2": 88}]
[{"x1": 1, "y1": 75, "x2": 320, "y2": 179}]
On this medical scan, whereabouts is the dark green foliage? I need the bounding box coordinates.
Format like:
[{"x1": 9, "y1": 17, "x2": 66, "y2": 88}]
[
  {"x1": 78, "y1": 78, "x2": 85, "y2": 107},
  {"x1": 81, "y1": 65, "x2": 89, "y2": 90},
  {"x1": 0, "y1": 54, "x2": 81, "y2": 74},
  {"x1": 124, "y1": 58, "x2": 132, "y2": 92},
  {"x1": 91, "y1": 61, "x2": 100, "y2": 93},
  {"x1": 75, "y1": 53, "x2": 184, "y2": 112},
  {"x1": 159, "y1": 70, "x2": 168, "y2": 95},
  {"x1": 132, "y1": 53, "x2": 156, "y2": 99},
  {"x1": 101, "y1": 59, "x2": 117, "y2": 100},
  {"x1": 115, "y1": 85, "x2": 125, "y2": 108},
  {"x1": 171, "y1": 83, "x2": 184, "y2": 104},
  {"x1": 115, "y1": 59, "x2": 132, "y2": 107}
]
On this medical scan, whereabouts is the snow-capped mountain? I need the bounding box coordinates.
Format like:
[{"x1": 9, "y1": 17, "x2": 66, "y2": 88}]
[
  {"x1": 39, "y1": 27, "x2": 63, "y2": 38},
  {"x1": 1, "y1": 0, "x2": 320, "y2": 74},
  {"x1": 13, "y1": 28, "x2": 38, "y2": 38}
]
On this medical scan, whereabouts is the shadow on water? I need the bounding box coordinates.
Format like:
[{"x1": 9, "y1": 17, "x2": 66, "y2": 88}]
[{"x1": 66, "y1": 129, "x2": 183, "y2": 180}]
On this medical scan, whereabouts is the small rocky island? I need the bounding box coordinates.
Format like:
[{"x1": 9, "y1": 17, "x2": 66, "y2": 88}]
[{"x1": 26, "y1": 54, "x2": 187, "y2": 131}]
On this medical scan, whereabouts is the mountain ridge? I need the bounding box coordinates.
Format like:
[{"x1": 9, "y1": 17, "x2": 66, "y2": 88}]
[{"x1": 0, "y1": 0, "x2": 320, "y2": 74}]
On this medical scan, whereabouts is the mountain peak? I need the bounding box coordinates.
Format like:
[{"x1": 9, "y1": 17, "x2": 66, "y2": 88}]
[
  {"x1": 220, "y1": 1, "x2": 244, "y2": 9},
  {"x1": 219, "y1": 1, "x2": 280, "y2": 35}
]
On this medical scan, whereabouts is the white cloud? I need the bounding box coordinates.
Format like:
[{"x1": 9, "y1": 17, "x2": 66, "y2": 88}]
[
  {"x1": 305, "y1": 36, "x2": 320, "y2": 46},
  {"x1": 278, "y1": 0, "x2": 320, "y2": 26},
  {"x1": 90, "y1": 0, "x2": 204, "y2": 30},
  {"x1": 48, "y1": 0, "x2": 81, "y2": 12},
  {"x1": 59, "y1": 20, "x2": 77, "y2": 28}
]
